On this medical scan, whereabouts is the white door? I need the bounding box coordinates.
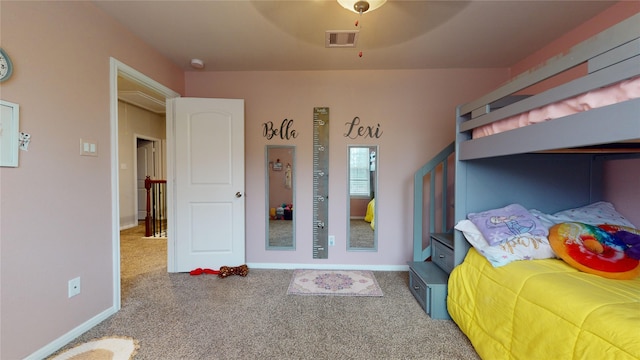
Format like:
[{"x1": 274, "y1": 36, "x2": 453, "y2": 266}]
[
  {"x1": 169, "y1": 97, "x2": 245, "y2": 272},
  {"x1": 136, "y1": 140, "x2": 155, "y2": 220}
]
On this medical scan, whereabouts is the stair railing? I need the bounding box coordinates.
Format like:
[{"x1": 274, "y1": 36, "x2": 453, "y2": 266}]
[
  {"x1": 144, "y1": 176, "x2": 167, "y2": 237},
  {"x1": 413, "y1": 142, "x2": 455, "y2": 261}
]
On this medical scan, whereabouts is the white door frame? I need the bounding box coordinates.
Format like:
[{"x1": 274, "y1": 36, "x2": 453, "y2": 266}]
[
  {"x1": 134, "y1": 134, "x2": 162, "y2": 222},
  {"x1": 109, "y1": 58, "x2": 180, "y2": 311}
]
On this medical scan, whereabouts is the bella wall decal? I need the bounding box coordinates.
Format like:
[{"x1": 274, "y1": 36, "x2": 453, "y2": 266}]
[
  {"x1": 263, "y1": 119, "x2": 298, "y2": 140},
  {"x1": 344, "y1": 117, "x2": 383, "y2": 139}
]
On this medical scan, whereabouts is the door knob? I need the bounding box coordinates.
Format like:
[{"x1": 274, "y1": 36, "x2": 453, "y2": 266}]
[{"x1": 235, "y1": 192, "x2": 242, "y2": 198}]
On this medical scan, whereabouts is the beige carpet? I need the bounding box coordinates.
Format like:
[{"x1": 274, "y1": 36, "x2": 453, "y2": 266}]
[
  {"x1": 268, "y1": 219, "x2": 293, "y2": 247},
  {"x1": 350, "y1": 219, "x2": 375, "y2": 248},
  {"x1": 119, "y1": 222, "x2": 167, "y2": 299},
  {"x1": 50, "y1": 222, "x2": 480, "y2": 359}
]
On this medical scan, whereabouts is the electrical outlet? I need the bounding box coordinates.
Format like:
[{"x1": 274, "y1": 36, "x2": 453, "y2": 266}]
[
  {"x1": 328, "y1": 235, "x2": 335, "y2": 246},
  {"x1": 68, "y1": 277, "x2": 81, "y2": 298}
]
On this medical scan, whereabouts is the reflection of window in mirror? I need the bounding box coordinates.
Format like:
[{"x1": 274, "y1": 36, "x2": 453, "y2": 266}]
[
  {"x1": 347, "y1": 145, "x2": 377, "y2": 251},
  {"x1": 266, "y1": 146, "x2": 295, "y2": 250}
]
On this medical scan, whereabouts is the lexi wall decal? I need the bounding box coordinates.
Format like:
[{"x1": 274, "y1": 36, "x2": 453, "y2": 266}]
[
  {"x1": 344, "y1": 117, "x2": 383, "y2": 139},
  {"x1": 263, "y1": 118, "x2": 298, "y2": 140}
]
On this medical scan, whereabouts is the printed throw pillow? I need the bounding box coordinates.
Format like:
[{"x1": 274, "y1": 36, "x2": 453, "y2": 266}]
[
  {"x1": 551, "y1": 201, "x2": 636, "y2": 228},
  {"x1": 455, "y1": 220, "x2": 556, "y2": 267},
  {"x1": 549, "y1": 222, "x2": 640, "y2": 279},
  {"x1": 467, "y1": 203, "x2": 548, "y2": 246}
]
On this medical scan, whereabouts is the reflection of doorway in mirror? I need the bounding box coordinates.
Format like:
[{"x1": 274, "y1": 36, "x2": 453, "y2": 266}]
[
  {"x1": 266, "y1": 146, "x2": 295, "y2": 249},
  {"x1": 348, "y1": 145, "x2": 377, "y2": 251}
]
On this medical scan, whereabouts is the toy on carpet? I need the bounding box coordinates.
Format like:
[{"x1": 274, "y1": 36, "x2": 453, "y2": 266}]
[
  {"x1": 219, "y1": 264, "x2": 249, "y2": 278},
  {"x1": 189, "y1": 268, "x2": 218, "y2": 275},
  {"x1": 271, "y1": 203, "x2": 293, "y2": 220},
  {"x1": 189, "y1": 264, "x2": 249, "y2": 278}
]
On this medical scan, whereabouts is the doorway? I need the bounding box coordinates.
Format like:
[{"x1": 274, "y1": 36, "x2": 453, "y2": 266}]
[
  {"x1": 135, "y1": 136, "x2": 162, "y2": 222},
  {"x1": 110, "y1": 58, "x2": 179, "y2": 310}
]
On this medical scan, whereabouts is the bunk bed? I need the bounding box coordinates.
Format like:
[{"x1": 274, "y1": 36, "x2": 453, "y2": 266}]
[{"x1": 445, "y1": 13, "x2": 640, "y2": 360}]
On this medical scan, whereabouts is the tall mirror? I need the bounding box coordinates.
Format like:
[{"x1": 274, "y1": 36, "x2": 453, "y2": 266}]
[
  {"x1": 266, "y1": 145, "x2": 296, "y2": 250},
  {"x1": 347, "y1": 145, "x2": 378, "y2": 251}
]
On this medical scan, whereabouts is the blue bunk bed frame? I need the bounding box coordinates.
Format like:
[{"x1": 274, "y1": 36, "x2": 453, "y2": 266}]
[
  {"x1": 412, "y1": 142, "x2": 455, "y2": 262},
  {"x1": 413, "y1": 13, "x2": 640, "y2": 266}
]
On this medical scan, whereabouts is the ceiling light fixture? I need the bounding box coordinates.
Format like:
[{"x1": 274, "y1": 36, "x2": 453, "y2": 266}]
[
  {"x1": 337, "y1": 0, "x2": 386, "y2": 14},
  {"x1": 190, "y1": 58, "x2": 205, "y2": 69},
  {"x1": 336, "y1": 0, "x2": 386, "y2": 59}
]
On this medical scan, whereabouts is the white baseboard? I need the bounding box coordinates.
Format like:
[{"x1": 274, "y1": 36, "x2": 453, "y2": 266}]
[
  {"x1": 247, "y1": 262, "x2": 409, "y2": 271},
  {"x1": 24, "y1": 306, "x2": 117, "y2": 360},
  {"x1": 119, "y1": 222, "x2": 138, "y2": 231}
]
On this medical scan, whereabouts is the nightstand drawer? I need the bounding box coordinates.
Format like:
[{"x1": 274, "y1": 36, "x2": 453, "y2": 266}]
[
  {"x1": 409, "y1": 268, "x2": 427, "y2": 309},
  {"x1": 407, "y1": 261, "x2": 451, "y2": 320},
  {"x1": 432, "y1": 240, "x2": 454, "y2": 274}
]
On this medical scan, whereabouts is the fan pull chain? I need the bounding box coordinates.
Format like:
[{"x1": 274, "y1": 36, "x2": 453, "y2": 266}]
[{"x1": 355, "y1": 13, "x2": 363, "y2": 58}]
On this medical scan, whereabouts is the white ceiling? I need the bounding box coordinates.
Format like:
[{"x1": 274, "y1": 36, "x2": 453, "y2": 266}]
[{"x1": 93, "y1": 0, "x2": 617, "y2": 72}]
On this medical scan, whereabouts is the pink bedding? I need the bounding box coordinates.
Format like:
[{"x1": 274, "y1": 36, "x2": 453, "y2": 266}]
[{"x1": 472, "y1": 76, "x2": 640, "y2": 139}]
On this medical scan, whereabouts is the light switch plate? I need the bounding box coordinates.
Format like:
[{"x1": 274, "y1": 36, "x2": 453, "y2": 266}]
[{"x1": 80, "y1": 139, "x2": 98, "y2": 157}]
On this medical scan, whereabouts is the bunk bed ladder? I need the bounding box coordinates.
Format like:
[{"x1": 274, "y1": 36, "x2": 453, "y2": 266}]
[{"x1": 413, "y1": 142, "x2": 455, "y2": 262}]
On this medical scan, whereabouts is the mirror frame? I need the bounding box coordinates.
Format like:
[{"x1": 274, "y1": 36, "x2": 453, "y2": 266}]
[
  {"x1": 346, "y1": 145, "x2": 378, "y2": 252},
  {"x1": 265, "y1": 145, "x2": 296, "y2": 250}
]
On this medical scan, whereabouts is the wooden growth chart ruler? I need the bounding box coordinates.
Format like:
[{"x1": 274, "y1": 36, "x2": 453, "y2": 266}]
[{"x1": 312, "y1": 107, "x2": 329, "y2": 259}]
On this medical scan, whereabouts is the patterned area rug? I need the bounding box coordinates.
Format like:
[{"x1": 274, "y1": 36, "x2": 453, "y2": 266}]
[
  {"x1": 287, "y1": 269, "x2": 383, "y2": 296},
  {"x1": 48, "y1": 336, "x2": 139, "y2": 360}
]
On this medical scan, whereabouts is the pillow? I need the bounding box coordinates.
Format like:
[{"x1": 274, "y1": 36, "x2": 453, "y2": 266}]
[
  {"x1": 455, "y1": 219, "x2": 556, "y2": 267},
  {"x1": 529, "y1": 209, "x2": 559, "y2": 230},
  {"x1": 548, "y1": 222, "x2": 640, "y2": 279},
  {"x1": 550, "y1": 201, "x2": 636, "y2": 228},
  {"x1": 467, "y1": 203, "x2": 548, "y2": 246},
  {"x1": 598, "y1": 224, "x2": 640, "y2": 260}
]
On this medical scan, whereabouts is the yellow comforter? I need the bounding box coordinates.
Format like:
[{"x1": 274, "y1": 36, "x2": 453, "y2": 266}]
[
  {"x1": 364, "y1": 198, "x2": 375, "y2": 230},
  {"x1": 447, "y1": 248, "x2": 640, "y2": 360}
]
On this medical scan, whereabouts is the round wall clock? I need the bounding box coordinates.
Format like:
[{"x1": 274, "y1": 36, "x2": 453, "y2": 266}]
[{"x1": 0, "y1": 48, "x2": 14, "y2": 82}]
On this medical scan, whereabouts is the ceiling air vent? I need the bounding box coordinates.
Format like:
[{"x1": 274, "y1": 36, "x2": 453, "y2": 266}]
[{"x1": 325, "y1": 30, "x2": 359, "y2": 48}]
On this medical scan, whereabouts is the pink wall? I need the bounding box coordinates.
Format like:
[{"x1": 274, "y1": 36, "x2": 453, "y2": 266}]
[
  {"x1": 604, "y1": 159, "x2": 640, "y2": 227},
  {"x1": 508, "y1": 1, "x2": 640, "y2": 224},
  {"x1": 509, "y1": 1, "x2": 640, "y2": 93},
  {"x1": 268, "y1": 147, "x2": 294, "y2": 210},
  {"x1": 0, "y1": 2, "x2": 183, "y2": 359},
  {"x1": 510, "y1": 2, "x2": 640, "y2": 78},
  {"x1": 185, "y1": 69, "x2": 508, "y2": 267},
  {"x1": 351, "y1": 198, "x2": 370, "y2": 218}
]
